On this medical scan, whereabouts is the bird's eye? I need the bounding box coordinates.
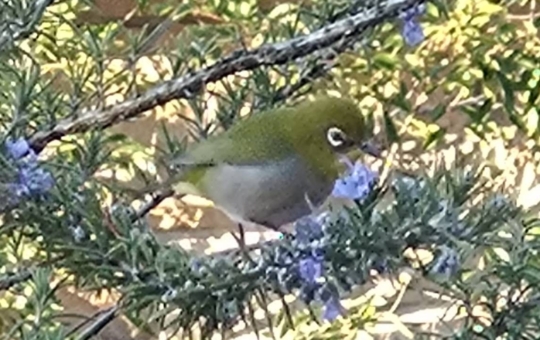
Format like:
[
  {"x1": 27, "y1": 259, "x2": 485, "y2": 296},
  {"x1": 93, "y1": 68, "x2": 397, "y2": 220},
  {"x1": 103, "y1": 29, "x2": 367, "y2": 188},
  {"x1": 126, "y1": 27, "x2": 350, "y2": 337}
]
[{"x1": 326, "y1": 127, "x2": 347, "y2": 147}]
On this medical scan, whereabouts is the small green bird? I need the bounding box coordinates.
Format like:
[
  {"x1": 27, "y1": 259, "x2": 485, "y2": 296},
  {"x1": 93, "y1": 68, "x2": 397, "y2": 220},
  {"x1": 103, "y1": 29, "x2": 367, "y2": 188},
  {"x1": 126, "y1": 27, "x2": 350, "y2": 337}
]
[{"x1": 168, "y1": 96, "x2": 380, "y2": 231}]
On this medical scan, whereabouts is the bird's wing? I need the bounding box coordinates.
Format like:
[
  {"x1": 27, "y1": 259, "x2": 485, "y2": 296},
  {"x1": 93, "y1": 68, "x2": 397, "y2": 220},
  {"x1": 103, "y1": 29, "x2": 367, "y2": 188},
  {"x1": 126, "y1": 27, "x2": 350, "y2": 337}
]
[
  {"x1": 172, "y1": 111, "x2": 297, "y2": 168},
  {"x1": 166, "y1": 131, "x2": 294, "y2": 198}
]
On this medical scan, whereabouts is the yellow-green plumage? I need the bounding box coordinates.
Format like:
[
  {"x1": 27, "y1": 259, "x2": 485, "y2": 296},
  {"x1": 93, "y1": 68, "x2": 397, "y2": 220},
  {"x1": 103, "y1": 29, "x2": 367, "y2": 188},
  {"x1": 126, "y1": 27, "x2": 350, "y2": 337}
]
[{"x1": 171, "y1": 96, "x2": 372, "y2": 229}]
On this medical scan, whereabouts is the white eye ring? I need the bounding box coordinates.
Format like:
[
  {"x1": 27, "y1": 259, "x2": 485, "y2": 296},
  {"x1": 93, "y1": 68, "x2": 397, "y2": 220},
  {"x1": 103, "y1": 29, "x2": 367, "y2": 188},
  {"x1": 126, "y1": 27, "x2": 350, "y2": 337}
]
[{"x1": 326, "y1": 127, "x2": 346, "y2": 147}]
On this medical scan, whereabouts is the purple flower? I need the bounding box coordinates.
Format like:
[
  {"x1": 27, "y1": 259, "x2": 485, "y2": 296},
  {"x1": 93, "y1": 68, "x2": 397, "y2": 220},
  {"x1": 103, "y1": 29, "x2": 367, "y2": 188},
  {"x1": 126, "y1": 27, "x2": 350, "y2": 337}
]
[
  {"x1": 399, "y1": 4, "x2": 426, "y2": 21},
  {"x1": 402, "y1": 20, "x2": 425, "y2": 46},
  {"x1": 5, "y1": 137, "x2": 31, "y2": 159},
  {"x1": 3, "y1": 137, "x2": 55, "y2": 199},
  {"x1": 299, "y1": 257, "x2": 323, "y2": 284},
  {"x1": 16, "y1": 164, "x2": 54, "y2": 196},
  {"x1": 323, "y1": 296, "x2": 345, "y2": 321},
  {"x1": 332, "y1": 157, "x2": 377, "y2": 200},
  {"x1": 431, "y1": 246, "x2": 460, "y2": 278},
  {"x1": 294, "y1": 215, "x2": 323, "y2": 243},
  {"x1": 399, "y1": 4, "x2": 426, "y2": 46}
]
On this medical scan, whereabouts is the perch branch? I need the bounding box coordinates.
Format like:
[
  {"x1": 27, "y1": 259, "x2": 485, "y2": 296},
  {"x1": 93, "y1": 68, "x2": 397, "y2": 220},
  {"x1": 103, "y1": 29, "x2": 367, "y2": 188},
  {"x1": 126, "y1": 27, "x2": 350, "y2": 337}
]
[{"x1": 29, "y1": 0, "x2": 424, "y2": 152}]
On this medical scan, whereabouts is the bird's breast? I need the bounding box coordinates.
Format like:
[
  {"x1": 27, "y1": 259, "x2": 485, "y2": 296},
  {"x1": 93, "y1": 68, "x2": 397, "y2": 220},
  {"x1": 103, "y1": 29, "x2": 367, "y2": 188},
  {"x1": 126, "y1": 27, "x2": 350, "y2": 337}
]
[{"x1": 200, "y1": 157, "x2": 335, "y2": 229}]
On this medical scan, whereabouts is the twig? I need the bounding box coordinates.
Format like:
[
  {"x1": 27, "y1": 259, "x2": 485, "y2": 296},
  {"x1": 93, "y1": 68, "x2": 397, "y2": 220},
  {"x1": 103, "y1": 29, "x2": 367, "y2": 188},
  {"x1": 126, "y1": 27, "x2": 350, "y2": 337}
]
[
  {"x1": 29, "y1": 0, "x2": 425, "y2": 152},
  {"x1": 133, "y1": 188, "x2": 175, "y2": 221},
  {"x1": 74, "y1": 305, "x2": 119, "y2": 340},
  {"x1": 64, "y1": 304, "x2": 118, "y2": 338},
  {"x1": 269, "y1": 44, "x2": 343, "y2": 104},
  {"x1": 270, "y1": 62, "x2": 330, "y2": 104},
  {"x1": 378, "y1": 113, "x2": 416, "y2": 184},
  {"x1": 276, "y1": 33, "x2": 362, "y2": 100},
  {"x1": 0, "y1": 268, "x2": 32, "y2": 291}
]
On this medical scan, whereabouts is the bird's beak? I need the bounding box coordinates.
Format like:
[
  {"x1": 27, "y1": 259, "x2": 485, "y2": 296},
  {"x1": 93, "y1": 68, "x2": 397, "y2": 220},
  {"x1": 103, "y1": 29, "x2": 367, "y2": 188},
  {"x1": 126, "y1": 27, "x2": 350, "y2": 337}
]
[{"x1": 357, "y1": 140, "x2": 382, "y2": 158}]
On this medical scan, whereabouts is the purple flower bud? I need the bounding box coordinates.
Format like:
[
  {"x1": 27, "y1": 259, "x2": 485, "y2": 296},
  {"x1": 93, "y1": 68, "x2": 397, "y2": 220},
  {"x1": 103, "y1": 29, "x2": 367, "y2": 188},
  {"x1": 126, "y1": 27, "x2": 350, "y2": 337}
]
[
  {"x1": 3, "y1": 137, "x2": 55, "y2": 200},
  {"x1": 5, "y1": 137, "x2": 31, "y2": 160},
  {"x1": 399, "y1": 4, "x2": 426, "y2": 21},
  {"x1": 398, "y1": 4, "x2": 425, "y2": 46},
  {"x1": 402, "y1": 20, "x2": 425, "y2": 46},
  {"x1": 299, "y1": 257, "x2": 322, "y2": 284},
  {"x1": 371, "y1": 258, "x2": 389, "y2": 274},
  {"x1": 332, "y1": 158, "x2": 377, "y2": 200},
  {"x1": 18, "y1": 164, "x2": 54, "y2": 195},
  {"x1": 189, "y1": 258, "x2": 202, "y2": 273},
  {"x1": 431, "y1": 246, "x2": 460, "y2": 278},
  {"x1": 294, "y1": 215, "x2": 323, "y2": 243},
  {"x1": 323, "y1": 296, "x2": 345, "y2": 321}
]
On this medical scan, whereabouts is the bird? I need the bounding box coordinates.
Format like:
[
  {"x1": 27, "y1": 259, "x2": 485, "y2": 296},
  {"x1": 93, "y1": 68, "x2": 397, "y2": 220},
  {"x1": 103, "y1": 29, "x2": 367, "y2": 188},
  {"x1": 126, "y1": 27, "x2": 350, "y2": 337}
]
[{"x1": 166, "y1": 96, "x2": 381, "y2": 232}]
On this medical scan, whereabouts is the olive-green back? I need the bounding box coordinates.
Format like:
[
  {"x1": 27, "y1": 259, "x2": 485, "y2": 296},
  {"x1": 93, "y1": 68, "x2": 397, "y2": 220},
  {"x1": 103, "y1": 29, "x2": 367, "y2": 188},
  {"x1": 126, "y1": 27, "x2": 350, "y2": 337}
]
[{"x1": 176, "y1": 96, "x2": 366, "y2": 186}]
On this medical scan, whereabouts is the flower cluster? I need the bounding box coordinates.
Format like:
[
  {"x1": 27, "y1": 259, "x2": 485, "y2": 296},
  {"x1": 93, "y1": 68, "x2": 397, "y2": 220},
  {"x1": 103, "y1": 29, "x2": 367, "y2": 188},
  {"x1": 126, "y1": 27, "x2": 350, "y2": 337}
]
[
  {"x1": 264, "y1": 162, "x2": 377, "y2": 322},
  {"x1": 399, "y1": 4, "x2": 426, "y2": 46},
  {"x1": 265, "y1": 214, "x2": 346, "y2": 322},
  {"x1": 332, "y1": 157, "x2": 377, "y2": 200},
  {"x1": 3, "y1": 137, "x2": 54, "y2": 203},
  {"x1": 430, "y1": 245, "x2": 460, "y2": 278},
  {"x1": 295, "y1": 215, "x2": 346, "y2": 321}
]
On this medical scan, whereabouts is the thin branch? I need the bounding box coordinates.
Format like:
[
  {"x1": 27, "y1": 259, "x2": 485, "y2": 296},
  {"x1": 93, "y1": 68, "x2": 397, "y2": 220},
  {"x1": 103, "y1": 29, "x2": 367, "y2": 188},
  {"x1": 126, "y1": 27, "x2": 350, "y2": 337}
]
[
  {"x1": 507, "y1": 13, "x2": 540, "y2": 20},
  {"x1": 270, "y1": 52, "x2": 335, "y2": 105},
  {"x1": 64, "y1": 304, "x2": 117, "y2": 338},
  {"x1": 270, "y1": 34, "x2": 369, "y2": 104},
  {"x1": 0, "y1": 268, "x2": 32, "y2": 291},
  {"x1": 0, "y1": 255, "x2": 68, "y2": 291},
  {"x1": 267, "y1": 34, "x2": 359, "y2": 105},
  {"x1": 29, "y1": 0, "x2": 424, "y2": 152},
  {"x1": 133, "y1": 188, "x2": 175, "y2": 221},
  {"x1": 74, "y1": 305, "x2": 119, "y2": 340}
]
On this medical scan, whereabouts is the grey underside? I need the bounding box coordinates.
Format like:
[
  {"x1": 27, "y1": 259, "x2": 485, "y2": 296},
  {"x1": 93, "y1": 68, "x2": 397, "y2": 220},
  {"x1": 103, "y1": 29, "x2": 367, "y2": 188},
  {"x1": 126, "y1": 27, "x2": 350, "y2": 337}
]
[{"x1": 201, "y1": 156, "x2": 333, "y2": 229}]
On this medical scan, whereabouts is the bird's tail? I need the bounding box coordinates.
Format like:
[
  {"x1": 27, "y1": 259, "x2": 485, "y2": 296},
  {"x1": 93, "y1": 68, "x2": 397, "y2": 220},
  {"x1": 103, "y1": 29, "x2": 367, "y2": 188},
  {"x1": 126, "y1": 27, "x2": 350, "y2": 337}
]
[{"x1": 133, "y1": 164, "x2": 204, "y2": 199}]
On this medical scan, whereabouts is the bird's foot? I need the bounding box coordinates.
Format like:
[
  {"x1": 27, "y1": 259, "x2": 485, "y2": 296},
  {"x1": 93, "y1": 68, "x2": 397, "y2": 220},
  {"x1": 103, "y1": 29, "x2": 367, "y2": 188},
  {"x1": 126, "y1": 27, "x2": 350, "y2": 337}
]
[{"x1": 231, "y1": 223, "x2": 247, "y2": 253}]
